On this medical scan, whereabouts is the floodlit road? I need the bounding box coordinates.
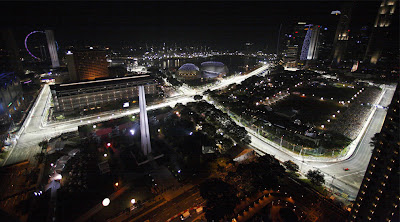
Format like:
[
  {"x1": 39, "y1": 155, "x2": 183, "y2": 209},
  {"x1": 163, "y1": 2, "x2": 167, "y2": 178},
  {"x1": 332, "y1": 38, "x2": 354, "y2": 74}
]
[{"x1": 2, "y1": 65, "x2": 270, "y2": 166}]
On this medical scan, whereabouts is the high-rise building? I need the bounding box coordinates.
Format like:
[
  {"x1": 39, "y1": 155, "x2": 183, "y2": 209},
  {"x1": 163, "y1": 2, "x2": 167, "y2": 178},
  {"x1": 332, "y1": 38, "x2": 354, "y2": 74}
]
[
  {"x1": 282, "y1": 22, "x2": 308, "y2": 67},
  {"x1": 0, "y1": 72, "x2": 23, "y2": 127},
  {"x1": 0, "y1": 29, "x2": 23, "y2": 75},
  {"x1": 350, "y1": 86, "x2": 399, "y2": 222},
  {"x1": 331, "y1": 4, "x2": 353, "y2": 65},
  {"x1": 300, "y1": 24, "x2": 320, "y2": 61},
  {"x1": 348, "y1": 26, "x2": 371, "y2": 63},
  {"x1": 363, "y1": 0, "x2": 398, "y2": 65},
  {"x1": 66, "y1": 50, "x2": 109, "y2": 82},
  {"x1": 45, "y1": 30, "x2": 60, "y2": 68}
]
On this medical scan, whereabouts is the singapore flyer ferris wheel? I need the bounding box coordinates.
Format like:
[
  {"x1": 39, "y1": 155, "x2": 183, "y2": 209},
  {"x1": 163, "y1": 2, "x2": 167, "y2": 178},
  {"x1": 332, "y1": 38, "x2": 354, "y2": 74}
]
[{"x1": 24, "y1": 30, "x2": 60, "y2": 68}]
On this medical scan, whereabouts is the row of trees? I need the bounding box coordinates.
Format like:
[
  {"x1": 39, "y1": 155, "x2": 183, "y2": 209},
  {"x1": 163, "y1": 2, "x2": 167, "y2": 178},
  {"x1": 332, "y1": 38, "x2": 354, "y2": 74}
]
[
  {"x1": 283, "y1": 160, "x2": 325, "y2": 186},
  {"x1": 187, "y1": 101, "x2": 251, "y2": 147},
  {"x1": 200, "y1": 154, "x2": 285, "y2": 221}
]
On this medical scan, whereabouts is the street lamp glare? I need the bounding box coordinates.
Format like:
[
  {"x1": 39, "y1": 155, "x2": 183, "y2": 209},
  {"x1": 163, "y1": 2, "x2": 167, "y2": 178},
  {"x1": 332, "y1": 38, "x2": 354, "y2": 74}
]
[
  {"x1": 131, "y1": 198, "x2": 136, "y2": 204},
  {"x1": 102, "y1": 198, "x2": 110, "y2": 206}
]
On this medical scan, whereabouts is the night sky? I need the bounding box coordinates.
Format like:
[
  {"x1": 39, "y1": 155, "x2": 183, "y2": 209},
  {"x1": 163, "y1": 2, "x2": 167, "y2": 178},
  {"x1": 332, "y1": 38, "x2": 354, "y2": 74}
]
[{"x1": 1, "y1": 1, "x2": 383, "y2": 50}]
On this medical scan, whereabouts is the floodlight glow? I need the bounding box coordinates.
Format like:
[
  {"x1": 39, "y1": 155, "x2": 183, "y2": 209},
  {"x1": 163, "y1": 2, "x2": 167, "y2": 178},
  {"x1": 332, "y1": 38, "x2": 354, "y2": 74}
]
[{"x1": 102, "y1": 198, "x2": 110, "y2": 206}]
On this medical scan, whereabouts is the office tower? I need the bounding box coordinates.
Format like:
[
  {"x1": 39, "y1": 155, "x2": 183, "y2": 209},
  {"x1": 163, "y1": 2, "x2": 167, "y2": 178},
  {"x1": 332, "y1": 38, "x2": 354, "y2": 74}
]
[
  {"x1": 66, "y1": 50, "x2": 109, "y2": 82},
  {"x1": 350, "y1": 86, "x2": 399, "y2": 222},
  {"x1": 348, "y1": 26, "x2": 371, "y2": 63},
  {"x1": 0, "y1": 29, "x2": 23, "y2": 75},
  {"x1": 45, "y1": 30, "x2": 60, "y2": 68},
  {"x1": 300, "y1": 24, "x2": 320, "y2": 60},
  {"x1": 317, "y1": 26, "x2": 334, "y2": 64},
  {"x1": 364, "y1": 0, "x2": 398, "y2": 65},
  {"x1": 332, "y1": 4, "x2": 353, "y2": 65},
  {"x1": 0, "y1": 72, "x2": 23, "y2": 126},
  {"x1": 282, "y1": 22, "x2": 308, "y2": 67}
]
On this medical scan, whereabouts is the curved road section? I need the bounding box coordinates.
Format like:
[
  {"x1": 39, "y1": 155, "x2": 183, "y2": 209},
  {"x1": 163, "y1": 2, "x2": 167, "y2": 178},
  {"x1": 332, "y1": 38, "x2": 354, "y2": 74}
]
[{"x1": 1, "y1": 65, "x2": 269, "y2": 167}]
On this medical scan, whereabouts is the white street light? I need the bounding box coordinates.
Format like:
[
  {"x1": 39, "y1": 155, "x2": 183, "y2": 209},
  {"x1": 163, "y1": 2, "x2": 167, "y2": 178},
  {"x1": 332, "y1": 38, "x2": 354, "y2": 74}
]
[
  {"x1": 102, "y1": 198, "x2": 110, "y2": 206},
  {"x1": 131, "y1": 199, "x2": 136, "y2": 204}
]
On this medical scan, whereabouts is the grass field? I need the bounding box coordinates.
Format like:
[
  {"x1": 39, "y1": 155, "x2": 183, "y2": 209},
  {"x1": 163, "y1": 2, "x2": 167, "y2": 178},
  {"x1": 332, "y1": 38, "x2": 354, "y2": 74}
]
[
  {"x1": 273, "y1": 95, "x2": 340, "y2": 125},
  {"x1": 294, "y1": 86, "x2": 358, "y2": 102}
]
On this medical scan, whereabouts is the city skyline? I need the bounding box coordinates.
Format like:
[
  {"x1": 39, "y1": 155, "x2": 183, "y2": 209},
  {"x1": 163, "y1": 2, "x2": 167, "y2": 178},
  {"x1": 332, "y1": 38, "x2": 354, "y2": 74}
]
[
  {"x1": 0, "y1": 1, "x2": 398, "y2": 222},
  {"x1": 2, "y1": 1, "x2": 387, "y2": 51}
]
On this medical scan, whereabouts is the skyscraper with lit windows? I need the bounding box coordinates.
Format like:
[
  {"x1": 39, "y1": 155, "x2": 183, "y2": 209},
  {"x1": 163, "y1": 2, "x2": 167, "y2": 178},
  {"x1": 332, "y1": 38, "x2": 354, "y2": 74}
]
[
  {"x1": 363, "y1": 0, "x2": 398, "y2": 65},
  {"x1": 331, "y1": 3, "x2": 353, "y2": 65},
  {"x1": 66, "y1": 50, "x2": 109, "y2": 82}
]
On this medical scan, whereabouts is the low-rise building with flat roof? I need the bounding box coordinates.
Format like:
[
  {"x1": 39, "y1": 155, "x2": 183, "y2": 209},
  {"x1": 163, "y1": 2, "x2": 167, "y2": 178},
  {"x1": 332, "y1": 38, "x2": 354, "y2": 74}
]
[{"x1": 50, "y1": 75, "x2": 157, "y2": 113}]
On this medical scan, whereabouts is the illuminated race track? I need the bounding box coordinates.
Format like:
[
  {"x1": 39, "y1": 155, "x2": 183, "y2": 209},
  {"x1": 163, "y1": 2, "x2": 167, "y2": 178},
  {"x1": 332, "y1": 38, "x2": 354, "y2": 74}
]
[{"x1": 2, "y1": 65, "x2": 269, "y2": 167}]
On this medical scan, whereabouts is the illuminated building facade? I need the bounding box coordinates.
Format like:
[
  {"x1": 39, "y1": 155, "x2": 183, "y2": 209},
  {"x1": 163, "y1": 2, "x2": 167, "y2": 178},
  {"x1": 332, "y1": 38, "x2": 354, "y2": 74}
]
[
  {"x1": 350, "y1": 86, "x2": 399, "y2": 222},
  {"x1": 50, "y1": 75, "x2": 156, "y2": 112},
  {"x1": 363, "y1": 0, "x2": 398, "y2": 65},
  {"x1": 0, "y1": 72, "x2": 23, "y2": 125},
  {"x1": 176, "y1": 63, "x2": 200, "y2": 80},
  {"x1": 67, "y1": 50, "x2": 109, "y2": 82},
  {"x1": 282, "y1": 22, "x2": 308, "y2": 67},
  {"x1": 300, "y1": 24, "x2": 320, "y2": 61},
  {"x1": 200, "y1": 61, "x2": 228, "y2": 78}
]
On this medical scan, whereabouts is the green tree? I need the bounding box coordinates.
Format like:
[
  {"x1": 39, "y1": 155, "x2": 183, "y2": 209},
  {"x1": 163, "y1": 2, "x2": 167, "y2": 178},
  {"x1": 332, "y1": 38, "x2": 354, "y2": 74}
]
[
  {"x1": 38, "y1": 140, "x2": 48, "y2": 151},
  {"x1": 283, "y1": 160, "x2": 299, "y2": 172},
  {"x1": 194, "y1": 95, "x2": 203, "y2": 100},
  {"x1": 200, "y1": 178, "x2": 239, "y2": 221},
  {"x1": 306, "y1": 169, "x2": 325, "y2": 186}
]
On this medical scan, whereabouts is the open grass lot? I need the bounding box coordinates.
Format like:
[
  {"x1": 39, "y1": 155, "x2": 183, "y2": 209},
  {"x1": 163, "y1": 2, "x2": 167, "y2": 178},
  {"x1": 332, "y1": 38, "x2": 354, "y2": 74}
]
[
  {"x1": 273, "y1": 95, "x2": 340, "y2": 126},
  {"x1": 294, "y1": 85, "x2": 358, "y2": 102}
]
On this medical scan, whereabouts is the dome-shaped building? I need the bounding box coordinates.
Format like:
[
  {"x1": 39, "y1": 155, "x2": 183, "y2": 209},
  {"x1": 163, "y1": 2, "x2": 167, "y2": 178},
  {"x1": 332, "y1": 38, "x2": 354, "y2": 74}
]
[
  {"x1": 201, "y1": 61, "x2": 228, "y2": 78},
  {"x1": 176, "y1": 63, "x2": 200, "y2": 80}
]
